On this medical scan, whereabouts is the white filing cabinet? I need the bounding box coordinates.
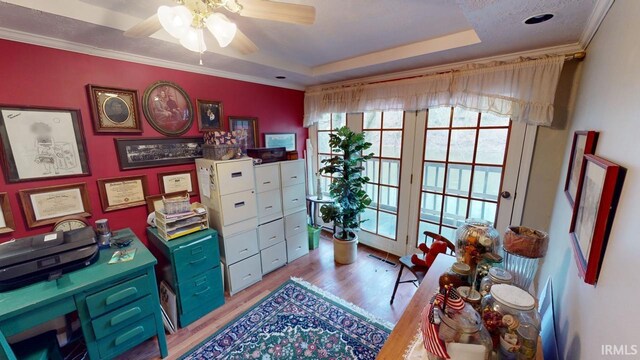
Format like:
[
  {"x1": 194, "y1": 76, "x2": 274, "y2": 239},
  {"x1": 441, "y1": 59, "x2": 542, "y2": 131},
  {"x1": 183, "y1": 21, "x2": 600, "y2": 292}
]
[
  {"x1": 255, "y1": 163, "x2": 287, "y2": 275},
  {"x1": 196, "y1": 157, "x2": 262, "y2": 295},
  {"x1": 280, "y1": 159, "x2": 309, "y2": 263}
]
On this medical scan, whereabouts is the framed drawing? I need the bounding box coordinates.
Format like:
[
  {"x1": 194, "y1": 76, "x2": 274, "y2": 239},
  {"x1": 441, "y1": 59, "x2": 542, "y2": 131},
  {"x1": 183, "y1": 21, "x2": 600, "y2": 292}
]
[
  {"x1": 142, "y1": 81, "x2": 193, "y2": 136},
  {"x1": 0, "y1": 192, "x2": 16, "y2": 234},
  {"x1": 0, "y1": 106, "x2": 91, "y2": 183},
  {"x1": 145, "y1": 190, "x2": 189, "y2": 214},
  {"x1": 196, "y1": 99, "x2": 223, "y2": 132},
  {"x1": 564, "y1": 131, "x2": 598, "y2": 205},
  {"x1": 114, "y1": 137, "x2": 203, "y2": 170},
  {"x1": 19, "y1": 183, "x2": 92, "y2": 228},
  {"x1": 98, "y1": 175, "x2": 149, "y2": 212},
  {"x1": 229, "y1": 116, "x2": 259, "y2": 152},
  {"x1": 87, "y1": 85, "x2": 142, "y2": 133},
  {"x1": 569, "y1": 154, "x2": 625, "y2": 285},
  {"x1": 264, "y1": 133, "x2": 296, "y2": 151},
  {"x1": 158, "y1": 169, "x2": 198, "y2": 196}
]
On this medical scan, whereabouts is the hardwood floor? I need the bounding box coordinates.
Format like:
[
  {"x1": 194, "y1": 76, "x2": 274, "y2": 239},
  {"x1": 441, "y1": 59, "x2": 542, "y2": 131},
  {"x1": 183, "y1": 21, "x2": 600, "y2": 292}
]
[{"x1": 121, "y1": 232, "x2": 421, "y2": 359}]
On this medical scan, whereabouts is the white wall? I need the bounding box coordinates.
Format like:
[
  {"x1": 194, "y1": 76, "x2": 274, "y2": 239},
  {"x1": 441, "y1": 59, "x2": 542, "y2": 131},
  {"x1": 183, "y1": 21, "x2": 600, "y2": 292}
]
[{"x1": 535, "y1": 1, "x2": 640, "y2": 359}]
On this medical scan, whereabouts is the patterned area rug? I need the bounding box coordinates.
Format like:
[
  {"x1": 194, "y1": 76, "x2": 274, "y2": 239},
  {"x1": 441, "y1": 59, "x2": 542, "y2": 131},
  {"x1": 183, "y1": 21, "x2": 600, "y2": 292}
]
[{"x1": 180, "y1": 278, "x2": 393, "y2": 359}]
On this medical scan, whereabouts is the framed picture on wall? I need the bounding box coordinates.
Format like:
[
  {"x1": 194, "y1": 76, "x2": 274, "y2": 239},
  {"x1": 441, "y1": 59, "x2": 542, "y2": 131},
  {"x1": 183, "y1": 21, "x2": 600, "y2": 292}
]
[
  {"x1": 196, "y1": 99, "x2": 223, "y2": 132},
  {"x1": 114, "y1": 137, "x2": 204, "y2": 170},
  {"x1": 87, "y1": 85, "x2": 143, "y2": 133},
  {"x1": 264, "y1": 133, "x2": 296, "y2": 151},
  {"x1": 0, "y1": 192, "x2": 16, "y2": 234},
  {"x1": 19, "y1": 183, "x2": 92, "y2": 228},
  {"x1": 569, "y1": 154, "x2": 625, "y2": 285},
  {"x1": 0, "y1": 106, "x2": 91, "y2": 183},
  {"x1": 97, "y1": 175, "x2": 149, "y2": 212},
  {"x1": 142, "y1": 81, "x2": 194, "y2": 136},
  {"x1": 564, "y1": 130, "x2": 598, "y2": 205},
  {"x1": 229, "y1": 116, "x2": 259, "y2": 152},
  {"x1": 158, "y1": 169, "x2": 198, "y2": 196}
]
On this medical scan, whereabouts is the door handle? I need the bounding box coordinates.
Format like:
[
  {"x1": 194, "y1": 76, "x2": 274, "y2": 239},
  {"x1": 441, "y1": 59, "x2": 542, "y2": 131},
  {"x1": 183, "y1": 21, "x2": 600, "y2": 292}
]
[{"x1": 500, "y1": 191, "x2": 512, "y2": 199}]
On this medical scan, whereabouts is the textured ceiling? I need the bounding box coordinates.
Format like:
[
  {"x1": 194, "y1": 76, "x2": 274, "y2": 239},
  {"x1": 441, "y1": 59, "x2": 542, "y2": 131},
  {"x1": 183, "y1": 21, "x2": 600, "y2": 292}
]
[{"x1": 0, "y1": 0, "x2": 600, "y2": 89}]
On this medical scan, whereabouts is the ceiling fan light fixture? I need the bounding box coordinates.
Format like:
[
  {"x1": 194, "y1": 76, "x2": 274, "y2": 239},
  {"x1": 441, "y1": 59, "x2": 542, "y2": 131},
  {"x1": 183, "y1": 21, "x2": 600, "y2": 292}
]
[
  {"x1": 158, "y1": 5, "x2": 193, "y2": 39},
  {"x1": 179, "y1": 27, "x2": 207, "y2": 53},
  {"x1": 206, "y1": 12, "x2": 237, "y2": 48}
]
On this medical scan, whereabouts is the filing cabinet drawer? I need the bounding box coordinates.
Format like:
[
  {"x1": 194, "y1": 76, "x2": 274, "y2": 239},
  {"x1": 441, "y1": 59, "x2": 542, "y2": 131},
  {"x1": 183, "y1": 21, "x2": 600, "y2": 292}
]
[
  {"x1": 97, "y1": 315, "x2": 156, "y2": 359},
  {"x1": 180, "y1": 298, "x2": 224, "y2": 328},
  {"x1": 255, "y1": 164, "x2": 280, "y2": 193},
  {"x1": 261, "y1": 242, "x2": 287, "y2": 275},
  {"x1": 257, "y1": 218, "x2": 285, "y2": 250},
  {"x1": 86, "y1": 275, "x2": 151, "y2": 318},
  {"x1": 282, "y1": 183, "x2": 306, "y2": 214},
  {"x1": 257, "y1": 189, "x2": 283, "y2": 223},
  {"x1": 280, "y1": 160, "x2": 305, "y2": 187},
  {"x1": 173, "y1": 234, "x2": 219, "y2": 281},
  {"x1": 286, "y1": 232, "x2": 309, "y2": 263},
  {"x1": 215, "y1": 159, "x2": 255, "y2": 195},
  {"x1": 178, "y1": 268, "x2": 224, "y2": 315},
  {"x1": 284, "y1": 210, "x2": 307, "y2": 238},
  {"x1": 91, "y1": 295, "x2": 154, "y2": 340},
  {"x1": 221, "y1": 229, "x2": 259, "y2": 264},
  {"x1": 220, "y1": 190, "x2": 257, "y2": 226},
  {"x1": 227, "y1": 254, "x2": 262, "y2": 295}
]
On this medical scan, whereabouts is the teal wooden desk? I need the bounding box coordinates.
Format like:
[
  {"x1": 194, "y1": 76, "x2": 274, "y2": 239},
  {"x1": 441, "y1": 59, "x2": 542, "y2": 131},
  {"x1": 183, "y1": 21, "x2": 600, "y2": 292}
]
[{"x1": 0, "y1": 228, "x2": 168, "y2": 360}]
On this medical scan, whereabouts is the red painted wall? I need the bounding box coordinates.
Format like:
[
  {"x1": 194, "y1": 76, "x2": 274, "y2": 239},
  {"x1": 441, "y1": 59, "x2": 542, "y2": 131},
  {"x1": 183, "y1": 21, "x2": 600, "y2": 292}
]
[{"x1": 0, "y1": 39, "x2": 305, "y2": 243}]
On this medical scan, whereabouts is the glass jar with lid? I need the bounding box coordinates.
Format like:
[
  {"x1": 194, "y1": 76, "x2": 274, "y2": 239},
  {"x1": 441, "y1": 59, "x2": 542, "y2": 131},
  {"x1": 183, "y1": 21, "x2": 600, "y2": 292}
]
[
  {"x1": 455, "y1": 219, "x2": 501, "y2": 272},
  {"x1": 439, "y1": 262, "x2": 472, "y2": 289},
  {"x1": 479, "y1": 267, "x2": 513, "y2": 296},
  {"x1": 480, "y1": 284, "x2": 541, "y2": 359}
]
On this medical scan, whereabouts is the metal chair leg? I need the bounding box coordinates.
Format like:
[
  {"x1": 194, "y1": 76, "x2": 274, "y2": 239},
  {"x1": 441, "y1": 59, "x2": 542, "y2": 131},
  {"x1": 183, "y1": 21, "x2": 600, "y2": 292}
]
[{"x1": 390, "y1": 264, "x2": 405, "y2": 305}]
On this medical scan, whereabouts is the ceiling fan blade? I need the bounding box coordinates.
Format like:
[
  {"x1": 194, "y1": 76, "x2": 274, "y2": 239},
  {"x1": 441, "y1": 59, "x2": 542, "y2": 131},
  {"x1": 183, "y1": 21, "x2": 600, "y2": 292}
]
[
  {"x1": 124, "y1": 13, "x2": 162, "y2": 38},
  {"x1": 238, "y1": 0, "x2": 316, "y2": 25},
  {"x1": 229, "y1": 29, "x2": 259, "y2": 55}
]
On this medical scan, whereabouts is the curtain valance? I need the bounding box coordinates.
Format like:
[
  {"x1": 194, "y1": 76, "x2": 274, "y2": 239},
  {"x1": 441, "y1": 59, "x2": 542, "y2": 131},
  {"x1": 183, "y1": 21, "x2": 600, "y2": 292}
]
[{"x1": 304, "y1": 55, "x2": 565, "y2": 127}]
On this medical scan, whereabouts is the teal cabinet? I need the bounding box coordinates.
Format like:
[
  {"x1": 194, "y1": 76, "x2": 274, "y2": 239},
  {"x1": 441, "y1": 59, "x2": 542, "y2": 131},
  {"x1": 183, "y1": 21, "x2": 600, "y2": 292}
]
[{"x1": 147, "y1": 228, "x2": 225, "y2": 327}]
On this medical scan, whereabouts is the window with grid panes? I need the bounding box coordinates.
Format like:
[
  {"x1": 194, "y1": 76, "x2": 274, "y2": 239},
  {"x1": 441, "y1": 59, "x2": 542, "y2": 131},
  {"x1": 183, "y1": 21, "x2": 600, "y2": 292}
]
[{"x1": 316, "y1": 113, "x2": 346, "y2": 196}]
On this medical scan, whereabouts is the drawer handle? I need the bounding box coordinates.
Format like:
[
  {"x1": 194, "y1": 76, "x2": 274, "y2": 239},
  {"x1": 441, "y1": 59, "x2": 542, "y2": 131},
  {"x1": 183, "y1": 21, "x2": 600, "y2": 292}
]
[
  {"x1": 110, "y1": 307, "x2": 142, "y2": 327},
  {"x1": 242, "y1": 274, "x2": 252, "y2": 280},
  {"x1": 231, "y1": 171, "x2": 243, "y2": 178},
  {"x1": 194, "y1": 286, "x2": 211, "y2": 296},
  {"x1": 297, "y1": 246, "x2": 302, "y2": 249},
  {"x1": 262, "y1": 181, "x2": 271, "y2": 184},
  {"x1": 234, "y1": 201, "x2": 245, "y2": 208},
  {"x1": 190, "y1": 256, "x2": 207, "y2": 264},
  {"x1": 105, "y1": 287, "x2": 138, "y2": 306},
  {"x1": 240, "y1": 248, "x2": 249, "y2": 253},
  {"x1": 269, "y1": 235, "x2": 277, "y2": 240},
  {"x1": 291, "y1": 176, "x2": 298, "y2": 179},
  {"x1": 272, "y1": 259, "x2": 280, "y2": 263},
  {"x1": 292, "y1": 198, "x2": 299, "y2": 202},
  {"x1": 265, "y1": 206, "x2": 273, "y2": 210},
  {"x1": 115, "y1": 325, "x2": 144, "y2": 346},
  {"x1": 294, "y1": 226, "x2": 301, "y2": 230}
]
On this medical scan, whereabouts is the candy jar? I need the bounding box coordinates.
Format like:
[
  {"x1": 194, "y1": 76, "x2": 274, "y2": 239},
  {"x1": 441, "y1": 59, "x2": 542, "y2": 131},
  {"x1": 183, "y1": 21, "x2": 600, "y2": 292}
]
[
  {"x1": 479, "y1": 267, "x2": 513, "y2": 296},
  {"x1": 455, "y1": 219, "x2": 500, "y2": 272},
  {"x1": 439, "y1": 262, "x2": 472, "y2": 289}
]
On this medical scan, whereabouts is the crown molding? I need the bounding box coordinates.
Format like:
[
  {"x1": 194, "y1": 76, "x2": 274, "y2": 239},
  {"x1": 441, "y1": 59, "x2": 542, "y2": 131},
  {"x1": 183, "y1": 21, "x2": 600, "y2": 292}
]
[
  {"x1": 579, "y1": 0, "x2": 614, "y2": 48},
  {"x1": 0, "y1": 27, "x2": 305, "y2": 91},
  {"x1": 306, "y1": 42, "x2": 585, "y2": 91}
]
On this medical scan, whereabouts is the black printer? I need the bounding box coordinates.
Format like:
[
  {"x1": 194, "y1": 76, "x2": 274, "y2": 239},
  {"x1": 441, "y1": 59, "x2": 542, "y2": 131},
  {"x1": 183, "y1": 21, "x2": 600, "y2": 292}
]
[{"x1": 0, "y1": 227, "x2": 99, "y2": 292}]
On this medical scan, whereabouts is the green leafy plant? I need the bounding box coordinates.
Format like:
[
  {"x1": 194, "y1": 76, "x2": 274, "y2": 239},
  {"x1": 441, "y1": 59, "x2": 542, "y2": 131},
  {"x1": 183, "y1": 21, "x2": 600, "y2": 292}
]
[{"x1": 319, "y1": 126, "x2": 374, "y2": 241}]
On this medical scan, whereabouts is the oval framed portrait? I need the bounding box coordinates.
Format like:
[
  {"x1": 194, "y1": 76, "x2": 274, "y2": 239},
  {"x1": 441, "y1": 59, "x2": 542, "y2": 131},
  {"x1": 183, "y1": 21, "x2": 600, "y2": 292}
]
[{"x1": 142, "y1": 81, "x2": 194, "y2": 136}]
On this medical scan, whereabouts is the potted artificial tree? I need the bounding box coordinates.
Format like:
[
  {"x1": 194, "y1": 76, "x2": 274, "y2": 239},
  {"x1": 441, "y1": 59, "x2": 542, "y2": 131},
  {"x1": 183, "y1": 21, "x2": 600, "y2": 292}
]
[{"x1": 319, "y1": 126, "x2": 373, "y2": 264}]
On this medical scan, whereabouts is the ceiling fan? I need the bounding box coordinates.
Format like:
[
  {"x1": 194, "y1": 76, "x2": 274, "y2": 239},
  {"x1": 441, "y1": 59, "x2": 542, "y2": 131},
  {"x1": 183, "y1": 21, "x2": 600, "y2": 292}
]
[{"x1": 124, "y1": 0, "x2": 315, "y2": 56}]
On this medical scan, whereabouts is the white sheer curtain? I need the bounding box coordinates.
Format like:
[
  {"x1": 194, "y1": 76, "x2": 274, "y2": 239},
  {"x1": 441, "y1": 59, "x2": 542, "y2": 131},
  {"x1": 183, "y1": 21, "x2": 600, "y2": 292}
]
[{"x1": 304, "y1": 55, "x2": 565, "y2": 127}]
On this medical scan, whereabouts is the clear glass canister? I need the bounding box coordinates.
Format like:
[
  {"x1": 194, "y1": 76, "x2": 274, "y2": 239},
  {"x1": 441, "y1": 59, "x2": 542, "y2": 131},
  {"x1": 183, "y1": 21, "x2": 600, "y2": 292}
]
[
  {"x1": 455, "y1": 219, "x2": 501, "y2": 271},
  {"x1": 479, "y1": 267, "x2": 513, "y2": 296},
  {"x1": 426, "y1": 303, "x2": 493, "y2": 360},
  {"x1": 439, "y1": 262, "x2": 472, "y2": 289},
  {"x1": 480, "y1": 284, "x2": 541, "y2": 359}
]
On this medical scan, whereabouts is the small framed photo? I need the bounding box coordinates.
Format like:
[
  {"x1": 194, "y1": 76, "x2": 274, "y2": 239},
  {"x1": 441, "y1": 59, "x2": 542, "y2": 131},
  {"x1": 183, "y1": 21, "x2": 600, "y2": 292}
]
[
  {"x1": 0, "y1": 105, "x2": 91, "y2": 183},
  {"x1": 264, "y1": 133, "x2": 296, "y2": 151},
  {"x1": 229, "y1": 116, "x2": 259, "y2": 151},
  {"x1": 145, "y1": 190, "x2": 189, "y2": 214},
  {"x1": 87, "y1": 85, "x2": 143, "y2": 133},
  {"x1": 564, "y1": 131, "x2": 598, "y2": 205},
  {"x1": 0, "y1": 192, "x2": 16, "y2": 234},
  {"x1": 142, "y1": 81, "x2": 193, "y2": 136},
  {"x1": 196, "y1": 99, "x2": 223, "y2": 132},
  {"x1": 19, "y1": 183, "x2": 92, "y2": 228},
  {"x1": 97, "y1": 175, "x2": 149, "y2": 212},
  {"x1": 570, "y1": 154, "x2": 625, "y2": 285},
  {"x1": 158, "y1": 169, "x2": 198, "y2": 196}
]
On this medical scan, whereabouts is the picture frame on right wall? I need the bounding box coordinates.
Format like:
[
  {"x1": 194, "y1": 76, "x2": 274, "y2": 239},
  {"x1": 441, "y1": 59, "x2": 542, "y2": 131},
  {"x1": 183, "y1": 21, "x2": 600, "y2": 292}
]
[
  {"x1": 564, "y1": 130, "x2": 598, "y2": 205},
  {"x1": 569, "y1": 154, "x2": 625, "y2": 285},
  {"x1": 264, "y1": 133, "x2": 297, "y2": 151}
]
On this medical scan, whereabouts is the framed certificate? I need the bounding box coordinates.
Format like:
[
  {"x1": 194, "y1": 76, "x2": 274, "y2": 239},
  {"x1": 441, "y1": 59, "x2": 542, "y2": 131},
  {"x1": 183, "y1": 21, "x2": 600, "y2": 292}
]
[
  {"x1": 19, "y1": 183, "x2": 92, "y2": 228},
  {"x1": 157, "y1": 169, "x2": 198, "y2": 196},
  {"x1": 0, "y1": 192, "x2": 16, "y2": 234},
  {"x1": 98, "y1": 175, "x2": 149, "y2": 212}
]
